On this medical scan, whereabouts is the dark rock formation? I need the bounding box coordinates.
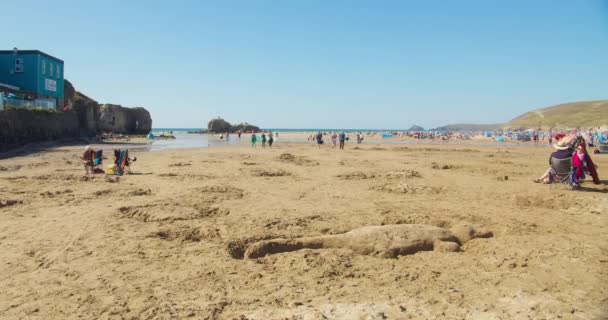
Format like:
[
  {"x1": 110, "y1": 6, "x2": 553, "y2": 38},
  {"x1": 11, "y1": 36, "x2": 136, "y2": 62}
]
[
  {"x1": 230, "y1": 122, "x2": 261, "y2": 133},
  {"x1": 207, "y1": 118, "x2": 261, "y2": 133},
  {"x1": 207, "y1": 118, "x2": 232, "y2": 133},
  {"x1": 408, "y1": 125, "x2": 425, "y2": 131}
]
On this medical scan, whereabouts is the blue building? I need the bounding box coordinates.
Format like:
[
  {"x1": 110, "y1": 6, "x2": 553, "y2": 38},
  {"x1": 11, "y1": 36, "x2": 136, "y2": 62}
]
[{"x1": 0, "y1": 48, "x2": 64, "y2": 110}]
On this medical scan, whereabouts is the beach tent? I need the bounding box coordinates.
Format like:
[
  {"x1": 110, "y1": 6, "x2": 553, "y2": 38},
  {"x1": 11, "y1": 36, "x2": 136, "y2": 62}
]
[
  {"x1": 146, "y1": 133, "x2": 155, "y2": 140},
  {"x1": 495, "y1": 136, "x2": 505, "y2": 142},
  {"x1": 484, "y1": 132, "x2": 492, "y2": 137},
  {"x1": 382, "y1": 133, "x2": 393, "y2": 138}
]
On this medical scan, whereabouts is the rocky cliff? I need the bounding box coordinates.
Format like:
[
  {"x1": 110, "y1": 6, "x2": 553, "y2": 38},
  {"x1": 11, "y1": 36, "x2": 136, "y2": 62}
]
[
  {"x1": 98, "y1": 104, "x2": 152, "y2": 134},
  {"x1": 0, "y1": 80, "x2": 153, "y2": 151}
]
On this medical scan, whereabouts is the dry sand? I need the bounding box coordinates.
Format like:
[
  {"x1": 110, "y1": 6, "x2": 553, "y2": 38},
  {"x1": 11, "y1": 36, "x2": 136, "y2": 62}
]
[{"x1": 1, "y1": 138, "x2": 607, "y2": 319}]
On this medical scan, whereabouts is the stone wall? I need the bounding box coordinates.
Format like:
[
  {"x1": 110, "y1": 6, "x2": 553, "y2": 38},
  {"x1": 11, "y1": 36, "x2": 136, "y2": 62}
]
[{"x1": 0, "y1": 109, "x2": 79, "y2": 151}]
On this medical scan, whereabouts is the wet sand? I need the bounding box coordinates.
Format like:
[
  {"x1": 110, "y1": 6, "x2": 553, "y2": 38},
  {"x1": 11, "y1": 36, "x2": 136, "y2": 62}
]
[{"x1": 0, "y1": 140, "x2": 607, "y2": 319}]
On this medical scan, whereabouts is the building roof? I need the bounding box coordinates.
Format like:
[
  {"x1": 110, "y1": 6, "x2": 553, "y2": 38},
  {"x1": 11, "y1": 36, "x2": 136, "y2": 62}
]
[{"x1": 0, "y1": 50, "x2": 63, "y2": 63}]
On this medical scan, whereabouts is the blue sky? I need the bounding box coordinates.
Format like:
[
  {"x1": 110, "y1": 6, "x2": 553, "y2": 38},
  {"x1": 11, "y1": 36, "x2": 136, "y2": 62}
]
[{"x1": 5, "y1": 0, "x2": 608, "y2": 129}]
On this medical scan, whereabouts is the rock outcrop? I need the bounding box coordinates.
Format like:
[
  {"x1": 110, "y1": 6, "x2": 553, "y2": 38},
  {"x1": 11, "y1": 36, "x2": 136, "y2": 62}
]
[
  {"x1": 98, "y1": 104, "x2": 152, "y2": 134},
  {"x1": 207, "y1": 118, "x2": 261, "y2": 133},
  {"x1": 207, "y1": 118, "x2": 232, "y2": 133},
  {"x1": 230, "y1": 122, "x2": 261, "y2": 133},
  {"x1": 0, "y1": 79, "x2": 153, "y2": 151},
  {"x1": 408, "y1": 125, "x2": 425, "y2": 131}
]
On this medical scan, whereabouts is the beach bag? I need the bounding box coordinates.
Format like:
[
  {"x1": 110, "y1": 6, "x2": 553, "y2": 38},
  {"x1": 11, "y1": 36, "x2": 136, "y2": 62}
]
[{"x1": 105, "y1": 164, "x2": 116, "y2": 175}]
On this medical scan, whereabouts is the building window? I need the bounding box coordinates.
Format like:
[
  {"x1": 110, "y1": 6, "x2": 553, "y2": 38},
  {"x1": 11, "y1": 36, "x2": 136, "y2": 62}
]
[
  {"x1": 14, "y1": 58, "x2": 24, "y2": 73},
  {"x1": 50, "y1": 63, "x2": 54, "y2": 77},
  {"x1": 42, "y1": 60, "x2": 46, "y2": 75},
  {"x1": 57, "y1": 65, "x2": 61, "y2": 79}
]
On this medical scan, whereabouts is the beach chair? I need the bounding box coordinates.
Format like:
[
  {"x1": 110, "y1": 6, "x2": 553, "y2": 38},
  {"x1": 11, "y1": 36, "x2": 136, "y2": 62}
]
[
  {"x1": 114, "y1": 149, "x2": 134, "y2": 176},
  {"x1": 549, "y1": 156, "x2": 577, "y2": 190},
  {"x1": 92, "y1": 150, "x2": 103, "y2": 167}
]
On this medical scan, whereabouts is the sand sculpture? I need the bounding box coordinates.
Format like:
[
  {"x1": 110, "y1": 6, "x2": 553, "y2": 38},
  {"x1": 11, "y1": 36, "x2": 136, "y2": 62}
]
[{"x1": 244, "y1": 224, "x2": 492, "y2": 259}]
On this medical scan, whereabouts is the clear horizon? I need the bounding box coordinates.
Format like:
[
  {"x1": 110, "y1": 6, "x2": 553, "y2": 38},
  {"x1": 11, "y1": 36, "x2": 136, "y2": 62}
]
[{"x1": 5, "y1": 0, "x2": 608, "y2": 129}]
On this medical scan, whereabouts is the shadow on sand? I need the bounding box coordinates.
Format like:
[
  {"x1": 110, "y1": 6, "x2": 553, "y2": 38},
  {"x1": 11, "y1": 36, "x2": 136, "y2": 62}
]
[{"x1": 0, "y1": 139, "x2": 151, "y2": 160}]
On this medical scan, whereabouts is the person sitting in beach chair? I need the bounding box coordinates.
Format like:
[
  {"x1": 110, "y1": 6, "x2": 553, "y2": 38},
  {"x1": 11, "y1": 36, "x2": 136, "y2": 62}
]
[
  {"x1": 534, "y1": 138, "x2": 573, "y2": 185},
  {"x1": 81, "y1": 146, "x2": 103, "y2": 176},
  {"x1": 113, "y1": 149, "x2": 137, "y2": 175}
]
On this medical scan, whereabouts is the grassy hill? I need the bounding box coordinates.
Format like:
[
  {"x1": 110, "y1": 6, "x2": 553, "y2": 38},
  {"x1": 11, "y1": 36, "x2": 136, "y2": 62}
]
[
  {"x1": 504, "y1": 100, "x2": 608, "y2": 130},
  {"x1": 433, "y1": 123, "x2": 502, "y2": 131}
]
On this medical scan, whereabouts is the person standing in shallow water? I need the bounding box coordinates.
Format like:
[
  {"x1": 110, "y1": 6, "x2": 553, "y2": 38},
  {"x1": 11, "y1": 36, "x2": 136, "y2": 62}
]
[
  {"x1": 268, "y1": 131, "x2": 274, "y2": 148},
  {"x1": 339, "y1": 131, "x2": 346, "y2": 150},
  {"x1": 331, "y1": 132, "x2": 338, "y2": 148},
  {"x1": 251, "y1": 133, "x2": 257, "y2": 148},
  {"x1": 261, "y1": 132, "x2": 267, "y2": 148}
]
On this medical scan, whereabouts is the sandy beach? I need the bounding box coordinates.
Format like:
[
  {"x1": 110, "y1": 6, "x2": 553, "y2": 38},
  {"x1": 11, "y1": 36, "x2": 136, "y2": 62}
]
[{"x1": 1, "y1": 138, "x2": 607, "y2": 319}]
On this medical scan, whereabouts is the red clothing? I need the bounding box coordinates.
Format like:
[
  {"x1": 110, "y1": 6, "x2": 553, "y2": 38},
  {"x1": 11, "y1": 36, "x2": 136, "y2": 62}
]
[{"x1": 572, "y1": 152, "x2": 586, "y2": 179}]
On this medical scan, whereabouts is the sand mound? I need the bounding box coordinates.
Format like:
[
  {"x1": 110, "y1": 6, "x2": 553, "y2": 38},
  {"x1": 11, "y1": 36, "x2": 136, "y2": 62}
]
[
  {"x1": 431, "y1": 163, "x2": 461, "y2": 170},
  {"x1": 117, "y1": 203, "x2": 226, "y2": 222},
  {"x1": 385, "y1": 170, "x2": 422, "y2": 179},
  {"x1": 158, "y1": 173, "x2": 178, "y2": 177},
  {"x1": 93, "y1": 189, "x2": 113, "y2": 196},
  {"x1": 263, "y1": 215, "x2": 323, "y2": 230},
  {"x1": 198, "y1": 185, "x2": 244, "y2": 196},
  {"x1": 337, "y1": 171, "x2": 377, "y2": 180},
  {"x1": 31, "y1": 173, "x2": 83, "y2": 181},
  {"x1": 147, "y1": 226, "x2": 208, "y2": 242},
  {"x1": 251, "y1": 169, "x2": 292, "y2": 177},
  {"x1": 158, "y1": 173, "x2": 215, "y2": 180},
  {"x1": 381, "y1": 213, "x2": 451, "y2": 228},
  {"x1": 226, "y1": 235, "x2": 281, "y2": 259},
  {"x1": 127, "y1": 188, "x2": 152, "y2": 196},
  {"x1": 0, "y1": 199, "x2": 23, "y2": 208},
  {"x1": 278, "y1": 153, "x2": 319, "y2": 166},
  {"x1": 374, "y1": 183, "x2": 446, "y2": 194},
  {"x1": 0, "y1": 165, "x2": 22, "y2": 171},
  {"x1": 243, "y1": 303, "x2": 411, "y2": 320},
  {"x1": 169, "y1": 162, "x2": 192, "y2": 167},
  {"x1": 514, "y1": 195, "x2": 575, "y2": 209},
  {"x1": 242, "y1": 224, "x2": 492, "y2": 259},
  {"x1": 39, "y1": 189, "x2": 73, "y2": 198}
]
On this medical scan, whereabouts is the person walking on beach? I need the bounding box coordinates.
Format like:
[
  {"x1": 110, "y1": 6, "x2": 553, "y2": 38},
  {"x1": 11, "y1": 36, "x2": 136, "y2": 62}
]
[
  {"x1": 226, "y1": 131, "x2": 230, "y2": 142},
  {"x1": 261, "y1": 132, "x2": 267, "y2": 148},
  {"x1": 268, "y1": 131, "x2": 274, "y2": 148},
  {"x1": 251, "y1": 133, "x2": 257, "y2": 148},
  {"x1": 238, "y1": 130, "x2": 242, "y2": 139},
  {"x1": 339, "y1": 131, "x2": 346, "y2": 150},
  {"x1": 316, "y1": 131, "x2": 324, "y2": 149},
  {"x1": 331, "y1": 132, "x2": 338, "y2": 148}
]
